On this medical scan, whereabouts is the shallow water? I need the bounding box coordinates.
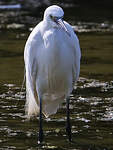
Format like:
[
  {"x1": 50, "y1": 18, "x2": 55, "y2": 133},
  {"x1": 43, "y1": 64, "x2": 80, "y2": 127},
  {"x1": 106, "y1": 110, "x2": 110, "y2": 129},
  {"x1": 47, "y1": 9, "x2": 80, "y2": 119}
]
[{"x1": 0, "y1": 30, "x2": 113, "y2": 150}]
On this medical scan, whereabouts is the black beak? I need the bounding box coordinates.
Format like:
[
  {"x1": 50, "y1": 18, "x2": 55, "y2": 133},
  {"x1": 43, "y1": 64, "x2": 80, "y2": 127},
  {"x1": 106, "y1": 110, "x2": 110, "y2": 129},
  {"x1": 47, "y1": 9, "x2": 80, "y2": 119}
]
[{"x1": 57, "y1": 18, "x2": 70, "y2": 37}]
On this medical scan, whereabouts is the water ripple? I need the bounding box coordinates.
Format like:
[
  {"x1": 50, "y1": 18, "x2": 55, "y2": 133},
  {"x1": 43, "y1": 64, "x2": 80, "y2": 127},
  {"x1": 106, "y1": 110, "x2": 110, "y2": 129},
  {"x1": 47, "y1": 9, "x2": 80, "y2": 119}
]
[{"x1": 0, "y1": 78, "x2": 113, "y2": 149}]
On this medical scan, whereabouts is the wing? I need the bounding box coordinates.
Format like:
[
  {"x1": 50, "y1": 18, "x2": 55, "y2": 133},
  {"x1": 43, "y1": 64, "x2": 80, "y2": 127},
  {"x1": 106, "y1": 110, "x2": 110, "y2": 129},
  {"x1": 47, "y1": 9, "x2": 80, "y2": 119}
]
[
  {"x1": 71, "y1": 29, "x2": 81, "y2": 81},
  {"x1": 64, "y1": 21, "x2": 81, "y2": 82},
  {"x1": 24, "y1": 22, "x2": 42, "y2": 117}
]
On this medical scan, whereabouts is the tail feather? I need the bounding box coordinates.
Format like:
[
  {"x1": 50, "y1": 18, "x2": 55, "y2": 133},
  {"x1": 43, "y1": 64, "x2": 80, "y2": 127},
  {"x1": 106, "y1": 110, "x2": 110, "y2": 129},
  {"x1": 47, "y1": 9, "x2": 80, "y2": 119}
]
[
  {"x1": 42, "y1": 95, "x2": 65, "y2": 118},
  {"x1": 43, "y1": 99, "x2": 61, "y2": 118},
  {"x1": 25, "y1": 91, "x2": 39, "y2": 118}
]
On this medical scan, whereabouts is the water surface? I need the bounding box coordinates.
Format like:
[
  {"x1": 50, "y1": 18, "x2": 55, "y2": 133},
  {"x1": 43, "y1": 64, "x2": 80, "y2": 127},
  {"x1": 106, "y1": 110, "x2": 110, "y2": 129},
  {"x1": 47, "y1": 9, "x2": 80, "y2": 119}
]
[{"x1": 0, "y1": 29, "x2": 113, "y2": 150}]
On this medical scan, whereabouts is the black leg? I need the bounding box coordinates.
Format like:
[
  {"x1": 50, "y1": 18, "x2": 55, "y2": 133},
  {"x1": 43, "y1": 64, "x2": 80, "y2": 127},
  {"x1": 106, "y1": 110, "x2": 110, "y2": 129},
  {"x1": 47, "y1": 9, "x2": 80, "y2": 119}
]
[
  {"x1": 38, "y1": 96, "x2": 43, "y2": 143},
  {"x1": 66, "y1": 97, "x2": 72, "y2": 142}
]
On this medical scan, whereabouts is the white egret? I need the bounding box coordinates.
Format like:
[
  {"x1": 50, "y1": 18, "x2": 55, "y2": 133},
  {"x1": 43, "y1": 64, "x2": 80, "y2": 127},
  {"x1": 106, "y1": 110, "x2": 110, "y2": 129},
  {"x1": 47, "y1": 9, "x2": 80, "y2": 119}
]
[{"x1": 24, "y1": 5, "x2": 81, "y2": 143}]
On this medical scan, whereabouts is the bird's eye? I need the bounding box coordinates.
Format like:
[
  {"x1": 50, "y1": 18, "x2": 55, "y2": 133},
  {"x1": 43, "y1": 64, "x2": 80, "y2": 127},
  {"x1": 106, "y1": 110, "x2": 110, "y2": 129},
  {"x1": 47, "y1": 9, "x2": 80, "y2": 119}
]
[
  {"x1": 50, "y1": 15, "x2": 58, "y2": 22},
  {"x1": 50, "y1": 15, "x2": 54, "y2": 20},
  {"x1": 50, "y1": 15, "x2": 64, "y2": 22}
]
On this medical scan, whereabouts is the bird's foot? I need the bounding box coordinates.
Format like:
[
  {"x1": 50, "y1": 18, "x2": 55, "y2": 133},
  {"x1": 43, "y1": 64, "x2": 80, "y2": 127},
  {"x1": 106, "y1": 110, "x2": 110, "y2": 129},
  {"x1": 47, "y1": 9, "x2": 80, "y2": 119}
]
[
  {"x1": 66, "y1": 125, "x2": 72, "y2": 142},
  {"x1": 38, "y1": 129, "x2": 43, "y2": 144}
]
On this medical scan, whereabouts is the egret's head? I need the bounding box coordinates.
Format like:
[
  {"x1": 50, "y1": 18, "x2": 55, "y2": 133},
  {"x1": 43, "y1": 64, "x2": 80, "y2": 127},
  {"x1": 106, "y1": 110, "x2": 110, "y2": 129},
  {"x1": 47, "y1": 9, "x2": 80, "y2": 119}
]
[{"x1": 44, "y1": 5, "x2": 70, "y2": 36}]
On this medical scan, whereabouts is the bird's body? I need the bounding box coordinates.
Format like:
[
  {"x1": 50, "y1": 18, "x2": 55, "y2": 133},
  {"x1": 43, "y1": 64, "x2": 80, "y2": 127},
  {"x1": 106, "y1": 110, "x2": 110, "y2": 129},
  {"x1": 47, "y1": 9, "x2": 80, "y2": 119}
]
[{"x1": 24, "y1": 5, "x2": 81, "y2": 142}]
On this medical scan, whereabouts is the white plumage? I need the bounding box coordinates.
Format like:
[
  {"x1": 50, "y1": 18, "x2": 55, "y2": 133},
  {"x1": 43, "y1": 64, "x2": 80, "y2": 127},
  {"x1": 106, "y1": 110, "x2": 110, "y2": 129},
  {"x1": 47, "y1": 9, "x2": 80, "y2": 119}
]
[{"x1": 24, "y1": 5, "x2": 81, "y2": 119}]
